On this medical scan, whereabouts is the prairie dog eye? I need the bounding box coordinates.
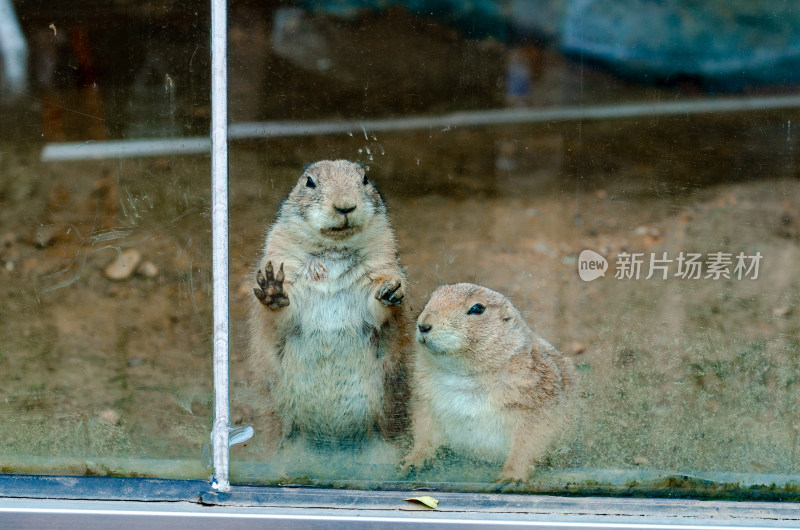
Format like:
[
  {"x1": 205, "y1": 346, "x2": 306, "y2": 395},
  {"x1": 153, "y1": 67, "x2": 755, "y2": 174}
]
[
  {"x1": 306, "y1": 176, "x2": 316, "y2": 188},
  {"x1": 467, "y1": 303, "x2": 485, "y2": 315}
]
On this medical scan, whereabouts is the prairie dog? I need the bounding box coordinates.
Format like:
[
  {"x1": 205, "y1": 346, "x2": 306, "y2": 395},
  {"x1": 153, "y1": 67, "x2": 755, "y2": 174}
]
[
  {"x1": 248, "y1": 160, "x2": 410, "y2": 445},
  {"x1": 402, "y1": 283, "x2": 574, "y2": 481}
]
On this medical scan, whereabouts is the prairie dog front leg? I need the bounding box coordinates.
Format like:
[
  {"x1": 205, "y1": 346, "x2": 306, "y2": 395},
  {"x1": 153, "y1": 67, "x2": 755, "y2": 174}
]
[{"x1": 400, "y1": 403, "x2": 437, "y2": 473}]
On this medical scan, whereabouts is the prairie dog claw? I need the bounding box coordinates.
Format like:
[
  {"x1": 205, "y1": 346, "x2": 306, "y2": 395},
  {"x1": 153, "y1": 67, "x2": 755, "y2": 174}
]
[{"x1": 255, "y1": 261, "x2": 289, "y2": 309}]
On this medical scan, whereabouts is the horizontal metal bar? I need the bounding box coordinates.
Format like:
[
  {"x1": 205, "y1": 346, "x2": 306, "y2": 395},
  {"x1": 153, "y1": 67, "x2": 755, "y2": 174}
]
[
  {"x1": 0, "y1": 474, "x2": 206, "y2": 502},
  {"x1": 1, "y1": 496, "x2": 799, "y2": 530},
  {"x1": 4, "y1": 474, "x2": 800, "y2": 520},
  {"x1": 3, "y1": 474, "x2": 800, "y2": 529},
  {"x1": 3, "y1": 458, "x2": 800, "y2": 498},
  {"x1": 40, "y1": 137, "x2": 211, "y2": 161},
  {"x1": 229, "y1": 94, "x2": 800, "y2": 138},
  {"x1": 39, "y1": 94, "x2": 800, "y2": 162}
]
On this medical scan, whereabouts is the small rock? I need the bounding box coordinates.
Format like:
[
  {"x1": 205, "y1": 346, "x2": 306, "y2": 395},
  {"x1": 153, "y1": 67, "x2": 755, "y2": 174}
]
[
  {"x1": 137, "y1": 260, "x2": 159, "y2": 278},
  {"x1": 34, "y1": 225, "x2": 61, "y2": 248},
  {"x1": 773, "y1": 306, "x2": 793, "y2": 318},
  {"x1": 127, "y1": 357, "x2": 146, "y2": 367},
  {"x1": 98, "y1": 409, "x2": 120, "y2": 425},
  {"x1": 104, "y1": 249, "x2": 142, "y2": 281},
  {"x1": 632, "y1": 456, "x2": 650, "y2": 466},
  {"x1": 568, "y1": 342, "x2": 586, "y2": 356},
  {"x1": 633, "y1": 226, "x2": 648, "y2": 236},
  {"x1": 643, "y1": 234, "x2": 662, "y2": 248}
]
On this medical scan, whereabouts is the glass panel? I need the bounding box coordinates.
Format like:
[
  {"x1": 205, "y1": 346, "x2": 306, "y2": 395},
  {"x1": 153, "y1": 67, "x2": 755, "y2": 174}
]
[
  {"x1": 1, "y1": 1, "x2": 211, "y2": 478},
  {"x1": 229, "y1": 3, "x2": 800, "y2": 497}
]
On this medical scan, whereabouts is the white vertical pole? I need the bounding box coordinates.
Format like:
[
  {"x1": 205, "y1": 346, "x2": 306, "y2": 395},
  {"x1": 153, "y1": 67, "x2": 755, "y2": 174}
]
[{"x1": 210, "y1": 0, "x2": 230, "y2": 492}]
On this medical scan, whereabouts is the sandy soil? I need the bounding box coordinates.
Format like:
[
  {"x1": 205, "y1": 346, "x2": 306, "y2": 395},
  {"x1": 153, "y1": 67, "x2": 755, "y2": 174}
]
[
  {"x1": 1, "y1": 112, "x2": 799, "y2": 486},
  {"x1": 1, "y1": 5, "x2": 799, "y2": 489}
]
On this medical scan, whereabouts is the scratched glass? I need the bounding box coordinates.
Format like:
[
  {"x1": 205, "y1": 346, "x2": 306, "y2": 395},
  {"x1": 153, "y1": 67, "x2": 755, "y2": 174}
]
[
  {"x1": 2, "y1": 1, "x2": 800, "y2": 498},
  {"x1": 227, "y1": 4, "x2": 800, "y2": 496},
  {"x1": 0, "y1": 2, "x2": 212, "y2": 478}
]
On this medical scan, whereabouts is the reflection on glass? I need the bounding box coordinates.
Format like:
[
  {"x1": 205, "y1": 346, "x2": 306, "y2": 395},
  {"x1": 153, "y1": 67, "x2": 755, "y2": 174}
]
[
  {"x1": 1, "y1": 0, "x2": 798, "y2": 497},
  {"x1": 0, "y1": 154, "x2": 213, "y2": 477},
  {"x1": 0, "y1": 2, "x2": 211, "y2": 478},
  {"x1": 229, "y1": 4, "x2": 800, "y2": 495}
]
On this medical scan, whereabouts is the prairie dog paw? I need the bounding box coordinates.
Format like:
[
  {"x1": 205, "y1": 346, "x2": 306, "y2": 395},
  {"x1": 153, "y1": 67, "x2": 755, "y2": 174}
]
[
  {"x1": 376, "y1": 276, "x2": 404, "y2": 306},
  {"x1": 255, "y1": 261, "x2": 290, "y2": 310}
]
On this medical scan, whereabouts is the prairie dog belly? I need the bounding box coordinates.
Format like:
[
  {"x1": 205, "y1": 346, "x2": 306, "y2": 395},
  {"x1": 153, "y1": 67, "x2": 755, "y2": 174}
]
[
  {"x1": 276, "y1": 270, "x2": 384, "y2": 439},
  {"x1": 425, "y1": 371, "x2": 511, "y2": 462}
]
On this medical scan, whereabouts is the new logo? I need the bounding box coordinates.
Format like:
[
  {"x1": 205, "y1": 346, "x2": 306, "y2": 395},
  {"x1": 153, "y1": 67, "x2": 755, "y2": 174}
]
[{"x1": 578, "y1": 250, "x2": 608, "y2": 282}]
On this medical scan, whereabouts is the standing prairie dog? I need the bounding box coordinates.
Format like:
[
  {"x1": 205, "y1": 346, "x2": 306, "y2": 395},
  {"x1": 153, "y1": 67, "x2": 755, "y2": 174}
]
[
  {"x1": 248, "y1": 160, "x2": 410, "y2": 445},
  {"x1": 402, "y1": 283, "x2": 574, "y2": 481}
]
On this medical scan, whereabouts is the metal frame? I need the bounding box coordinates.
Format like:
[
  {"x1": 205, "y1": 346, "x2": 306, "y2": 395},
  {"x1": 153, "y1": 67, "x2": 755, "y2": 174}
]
[
  {"x1": 2, "y1": 475, "x2": 800, "y2": 529},
  {"x1": 210, "y1": 0, "x2": 230, "y2": 493},
  {"x1": 8, "y1": 1, "x2": 800, "y2": 527},
  {"x1": 39, "y1": 93, "x2": 800, "y2": 161}
]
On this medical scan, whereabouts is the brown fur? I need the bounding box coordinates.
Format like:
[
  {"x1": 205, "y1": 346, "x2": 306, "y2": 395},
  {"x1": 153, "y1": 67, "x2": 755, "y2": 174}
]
[
  {"x1": 248, "y1": 160, "x2": 411, "y2": 447},
  {"x1": 402, "y1": 283, "x2": 574, "y2": 481}
]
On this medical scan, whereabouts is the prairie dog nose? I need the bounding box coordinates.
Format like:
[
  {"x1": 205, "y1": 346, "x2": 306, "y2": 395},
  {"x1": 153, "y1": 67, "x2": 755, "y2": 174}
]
[
  {"x1": 418, "y1": 323, "x2": 432, "y2": 334},
  {"x1": 335, "y1": 205, "x2": 356, "y2": 214}
]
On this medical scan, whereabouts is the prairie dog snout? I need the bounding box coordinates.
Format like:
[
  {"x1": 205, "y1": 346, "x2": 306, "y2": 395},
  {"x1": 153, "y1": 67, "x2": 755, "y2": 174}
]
[{"x1": 298, "y1": 160, "x2": 380, "y2": 240}]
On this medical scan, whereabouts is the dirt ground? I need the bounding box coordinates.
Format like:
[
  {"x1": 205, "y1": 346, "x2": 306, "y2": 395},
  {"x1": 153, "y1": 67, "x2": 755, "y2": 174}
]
[
  {"x1": 1, "y1": 6, "x2": 799, "y2": 490},
  {"x1": 1, "y1": 111, "x2": 799, "y2": 487}
]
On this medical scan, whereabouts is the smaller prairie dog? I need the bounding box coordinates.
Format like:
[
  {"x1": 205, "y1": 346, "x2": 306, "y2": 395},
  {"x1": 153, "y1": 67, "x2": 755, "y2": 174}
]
[{"x1": 402, "y1": 283, "x2": 574, "y2": 481}]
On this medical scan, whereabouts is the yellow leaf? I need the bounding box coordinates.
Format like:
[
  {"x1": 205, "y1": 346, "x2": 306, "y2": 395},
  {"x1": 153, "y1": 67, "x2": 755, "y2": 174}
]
[{"x1": 403, "y1": 495, "x2": 439, "y2": 509}]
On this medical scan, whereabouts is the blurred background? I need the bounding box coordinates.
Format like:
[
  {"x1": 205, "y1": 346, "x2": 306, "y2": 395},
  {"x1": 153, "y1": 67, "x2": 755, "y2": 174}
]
[{"x1": 1, "y1": 0, "x2": 799, "y2": 495}]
